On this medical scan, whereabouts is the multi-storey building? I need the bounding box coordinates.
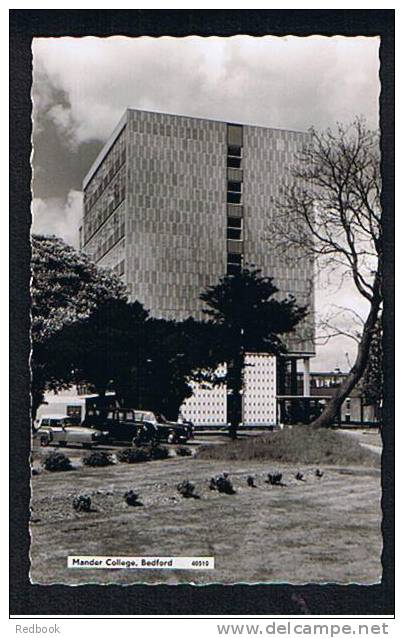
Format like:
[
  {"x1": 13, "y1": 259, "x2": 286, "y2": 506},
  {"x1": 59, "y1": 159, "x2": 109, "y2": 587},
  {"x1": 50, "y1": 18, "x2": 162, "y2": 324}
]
[{"x1": 79, "y1": 109, "x2": 315, "y2": 425}]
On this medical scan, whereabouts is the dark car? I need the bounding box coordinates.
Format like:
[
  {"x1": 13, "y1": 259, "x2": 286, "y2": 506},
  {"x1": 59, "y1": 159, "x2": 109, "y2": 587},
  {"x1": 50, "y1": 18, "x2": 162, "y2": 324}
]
[
  {"x1": 181, "y1": 419, "x2": 195, "y2": 440},
  {"x1": 85, "y1": 408, "x2": 159, "y2": 446},
  {"x1": 133, "y1": 410, "x2": 191, "y2": 444}
]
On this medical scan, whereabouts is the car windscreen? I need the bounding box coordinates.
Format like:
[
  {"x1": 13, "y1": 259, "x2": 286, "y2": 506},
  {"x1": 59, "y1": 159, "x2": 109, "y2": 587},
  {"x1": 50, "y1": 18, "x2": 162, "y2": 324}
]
[
  {"x1": 62, "y1": 418, "x2": 76, "y2": 426},
  {"x1": 49, "y1": 419, "x2": 65, "y2": 426},
  {"x1": 119, "y1": 411, "x2": 135, "y2": 421},
  {"x1": 134, "y1": 411, "x2": 156, "y2": 423}
]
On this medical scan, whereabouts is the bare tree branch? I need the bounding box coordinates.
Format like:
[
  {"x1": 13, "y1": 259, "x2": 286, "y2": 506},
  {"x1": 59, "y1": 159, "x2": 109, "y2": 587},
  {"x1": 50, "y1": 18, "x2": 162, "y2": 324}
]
[{"x1": 273, "y1": 118, "x2": 382, "y2": 427}]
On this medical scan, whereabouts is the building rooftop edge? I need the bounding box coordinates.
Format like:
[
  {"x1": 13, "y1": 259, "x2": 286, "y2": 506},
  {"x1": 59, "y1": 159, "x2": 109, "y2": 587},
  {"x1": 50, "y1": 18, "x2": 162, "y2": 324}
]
[
  {"x1": 82, "y1": 107, "x2": 310, "y2": 189},
  {"x1": 124, "y1": 107, "x2": 309, "y2": 136}
]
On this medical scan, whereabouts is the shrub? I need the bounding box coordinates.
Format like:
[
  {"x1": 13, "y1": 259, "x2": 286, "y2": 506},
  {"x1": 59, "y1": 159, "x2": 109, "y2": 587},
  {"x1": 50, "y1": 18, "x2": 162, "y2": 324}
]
[
  {"x1": 124, "y1": 490, "x2": 143, "y2": 506},
  {"x1": 82, "y1": 451, "x2": 114, "y2": 467},
  {"x1": 266, "y1": 472, "x2": 283, "y2": 486},
  {"x1": 177, "y1": 480, "x2": 198, "y2": 498},
  {"x1": 117, "y1": 447, "x2": 150, "y2": 464},
  {"x1": 149, "y1": 445, "x2": 169, "y2": 460},
  {"x1": 209, "y1": 473, "x2": 236, "y2": 494},
  {"x1": 176, "y1": 447, "x2": 192, "y2": 457},
  {"x1": 43, "y1": 451, "x2": 73, "y2": 472},
  {"x1": 73, "y1": 494, "x2": 92, "y2": 512},
  {"x1": 247, "y1": 475, "x2": 256, "y2": 487}
]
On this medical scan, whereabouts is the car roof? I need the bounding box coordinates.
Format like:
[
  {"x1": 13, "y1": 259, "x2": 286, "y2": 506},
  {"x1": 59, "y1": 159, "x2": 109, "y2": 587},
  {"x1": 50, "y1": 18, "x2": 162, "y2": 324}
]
[{"x1": 39, "y1": 414, "x2": 73, "y2": 419}]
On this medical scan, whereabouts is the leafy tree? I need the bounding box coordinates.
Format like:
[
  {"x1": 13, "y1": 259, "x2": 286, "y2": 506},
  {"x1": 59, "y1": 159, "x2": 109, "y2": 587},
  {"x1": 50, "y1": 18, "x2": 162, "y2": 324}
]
[
  {"x1": 125, "y1": 317, "x2": 224, "y2": 420},
  {"x1": 48, "y1": 298, "x2": 149, "y2": 401},
  {"x1": 51, "y1": 306, "x2": 223, "y2": 421},
  {"x1": 33, "y1": 235, "x2": 223, "y2": 421},
  {"x1": 31, "y1": 234, "x2": 126, "y2": 418},
  {"x1": 200, "y1": 267, "x2": 308, "y2": 438},
  {"x1": 273, "y1": 120, "x2": 382, "y2": 427}
]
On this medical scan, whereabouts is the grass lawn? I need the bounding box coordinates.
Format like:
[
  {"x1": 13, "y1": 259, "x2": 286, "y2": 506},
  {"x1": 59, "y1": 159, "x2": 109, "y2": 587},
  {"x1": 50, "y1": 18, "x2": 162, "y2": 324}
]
[
  {"x1": 197, "y1": 425, "x2": 380, "y2": 465},
  {"x1": 30, "y1": 429, "x2": 381, "y2": 585}
]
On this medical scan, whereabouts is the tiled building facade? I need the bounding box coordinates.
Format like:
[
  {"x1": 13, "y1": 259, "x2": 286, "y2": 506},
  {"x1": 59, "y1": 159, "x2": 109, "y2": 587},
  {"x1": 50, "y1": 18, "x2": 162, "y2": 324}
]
[{"x1": 80, "y1": 109, "x2": 315, "y2": 425}]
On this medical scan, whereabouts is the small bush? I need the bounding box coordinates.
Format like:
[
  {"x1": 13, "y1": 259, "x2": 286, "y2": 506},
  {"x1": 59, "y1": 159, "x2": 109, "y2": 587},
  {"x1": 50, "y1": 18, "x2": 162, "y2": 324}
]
[
  {"x1": 176, "y1": 447, "x2": 192, "y2": 457},
  {"x1": 82, "y1": 451, "x2": 114, "y2": 467},
  {"x1": 73, "y1": 494, "x2": 92, "y2": 512},
  {"x1": 210, "y1": 473, "x2": 236, "y2": 494},
  {"x1": 149, "y1": 445, "x2": 169, "y2": 460},
  {"x1": 177, "y1": 480, "x2": 198, "y2": 498},
  {"x1": 247, "y1": 475, "x2": 256, "y2": 488},
  {"x1": 124, "y1": 490, "x2": 143, "y2": 506},
  {"x1": 216, "y1": 476, "x2": 236, "y2": 494},
  {"x1": 266, "y1": 472, "x2": 283, "y2": 486},
  {"x1": 43, "y1": 451, "x2": 73, "y2": 472},
  {"x1": 117, "y1": 447, "x2": 150, "y2": 464}
]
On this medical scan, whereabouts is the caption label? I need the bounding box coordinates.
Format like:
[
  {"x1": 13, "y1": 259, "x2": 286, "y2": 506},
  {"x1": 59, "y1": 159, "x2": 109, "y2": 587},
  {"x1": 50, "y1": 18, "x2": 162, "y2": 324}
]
[{"x1": 68, "y1": 556, "x2": 215, "y2": 569}]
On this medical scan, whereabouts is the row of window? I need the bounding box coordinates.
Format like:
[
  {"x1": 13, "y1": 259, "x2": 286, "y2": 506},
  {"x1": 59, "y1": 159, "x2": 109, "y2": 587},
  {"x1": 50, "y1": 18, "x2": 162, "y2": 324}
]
[
  {"x1": 226, "y1": 125, "x2": 244, "y2": 275},
  {"x1": 112, "y1": 259, "x2": 125, "y2": 277},
  {"x1": 82, "y1": 174, "x2": 126, "y2": 246},
  {"x1": 227, "y1": 216, "x2": 242, "y2": 241},
  {"x1": 84, "y1": 129, "x2": 126, "y2": 208},
  {"x1": 92, "y1": 223, "x2": 125, "y2": 263},
  {"x1": 84, "y1": 149, "x2": 126, "y2": 214}
]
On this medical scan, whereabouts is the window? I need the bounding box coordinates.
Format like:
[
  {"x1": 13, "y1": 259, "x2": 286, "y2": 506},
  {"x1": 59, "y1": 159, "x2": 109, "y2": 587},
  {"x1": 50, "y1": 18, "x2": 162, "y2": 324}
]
[
  {"x1": 227, "y1": 217, "x2": 242, "y2": 228},
  {"x1": 227, "y1": 192, "x2": 241, "y2": 204},
  {"x1": 227, "y1": 239, "x2": 243, "y2": 253},
  {"x1": 227, "y1": 124, "x2": 243, "y2": 147},
  {"x1": 227, "y1": 156, "x2": 241, "y2": 168},
  {"x1": 67, "y1": 406, "x2": 82, "y2": 419},
  {"x1": 227, "y1": 253, "x2": 242, "y2": 265},
  {"x1": 228, "y1": 181, "x2": 241, "y2": 193},
  {"x1": 227, "y1": 167, "x2": 243, "y2": 182},
  {"x1": 228, "y1": 145, "x2": 242, "y2": 158},
  {"x1": 227, "y1": 204, "x2": 243, "y2": 218},
  {"x1": 227, "y1": 227, "x2": 242, "y2": 240}
]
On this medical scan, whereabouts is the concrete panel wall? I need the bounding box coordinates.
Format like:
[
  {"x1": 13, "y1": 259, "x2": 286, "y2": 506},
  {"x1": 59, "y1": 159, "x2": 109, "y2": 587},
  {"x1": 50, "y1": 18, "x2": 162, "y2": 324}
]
[
  {"x1": 243, "y1": 125, "x2": 315, "y2": 355},
  {"x1": 124, "y1": 110, "x2": 227, "y2": 319}
]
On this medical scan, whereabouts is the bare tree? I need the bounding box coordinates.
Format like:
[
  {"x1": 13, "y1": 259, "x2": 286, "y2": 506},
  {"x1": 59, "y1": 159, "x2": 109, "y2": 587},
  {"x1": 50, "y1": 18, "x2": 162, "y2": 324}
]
[{"x1": 274, "y1": 119, "x2": 382, "y2": 427}]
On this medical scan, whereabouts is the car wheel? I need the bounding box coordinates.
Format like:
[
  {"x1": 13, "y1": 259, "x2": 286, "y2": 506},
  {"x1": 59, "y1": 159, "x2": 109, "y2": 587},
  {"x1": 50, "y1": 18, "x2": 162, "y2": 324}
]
[
  {"x1": 40, "y1": 436, "x2": 49, "y2": 447},
  {"x1": 167, "y1": 432, "x2": 176, "y2": 444}
]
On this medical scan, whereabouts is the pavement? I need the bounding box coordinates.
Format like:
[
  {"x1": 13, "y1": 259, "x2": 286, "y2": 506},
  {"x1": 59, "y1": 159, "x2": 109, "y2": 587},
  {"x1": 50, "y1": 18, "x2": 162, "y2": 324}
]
[{"x1": 337, "y1": 428, "x2": 382, "y2": 455}]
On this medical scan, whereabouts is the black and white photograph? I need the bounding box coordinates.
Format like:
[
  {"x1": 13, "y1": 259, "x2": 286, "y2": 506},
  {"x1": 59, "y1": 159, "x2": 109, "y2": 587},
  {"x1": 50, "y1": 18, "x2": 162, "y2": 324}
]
[{"x1": 22, "y1": 20, "x2": 389, "y2": 594}]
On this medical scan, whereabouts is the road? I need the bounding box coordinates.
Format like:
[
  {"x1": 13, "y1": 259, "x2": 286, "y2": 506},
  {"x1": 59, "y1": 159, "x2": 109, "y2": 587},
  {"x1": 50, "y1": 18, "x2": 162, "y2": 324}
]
[{"x1": 338, "y1": 429, "x2": 382, "y2": 455}]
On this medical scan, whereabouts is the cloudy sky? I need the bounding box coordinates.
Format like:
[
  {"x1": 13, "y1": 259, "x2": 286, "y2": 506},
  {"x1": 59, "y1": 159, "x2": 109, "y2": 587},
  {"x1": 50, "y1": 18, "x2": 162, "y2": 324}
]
[{"x1": 31, "y1": 35, "x2": 380, "y2": 371}]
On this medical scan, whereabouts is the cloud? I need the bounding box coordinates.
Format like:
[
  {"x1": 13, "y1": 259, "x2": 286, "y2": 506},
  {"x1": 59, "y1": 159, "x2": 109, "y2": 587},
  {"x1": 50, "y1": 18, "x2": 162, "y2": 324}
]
[
  {"x1": 31, "y1": 36, "x2": 380, "y2": 371},
  {"x1": 32, "y1": 35, "x2": 380, "y2": 147},
  {"x1": 47, "y1": 104, "x2": 77, "y2": 147},
  {"x1": 31, "y1": 190, "x2": 83, "y2": 249}
]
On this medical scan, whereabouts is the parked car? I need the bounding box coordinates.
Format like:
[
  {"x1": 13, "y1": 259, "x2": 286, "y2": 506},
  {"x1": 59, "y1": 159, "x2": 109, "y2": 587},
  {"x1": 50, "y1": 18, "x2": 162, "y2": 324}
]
[
  {"x1": 85, "y1": 408, "x2": 159, "y2": 446},
  {"x1": 36, "y1": 415, "x2": 110, "y2": 448},
  {"x1": 133, "y1": 410, "x2": 192, "y2": 444}
]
